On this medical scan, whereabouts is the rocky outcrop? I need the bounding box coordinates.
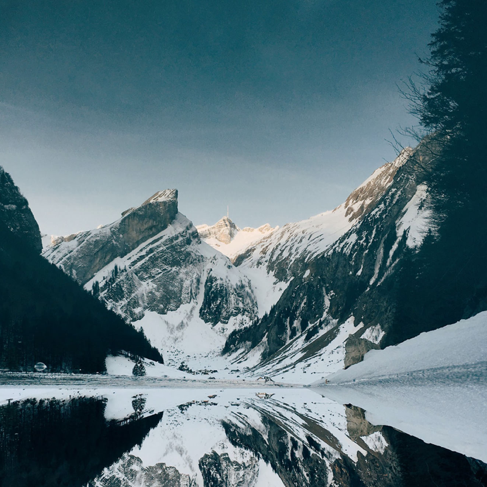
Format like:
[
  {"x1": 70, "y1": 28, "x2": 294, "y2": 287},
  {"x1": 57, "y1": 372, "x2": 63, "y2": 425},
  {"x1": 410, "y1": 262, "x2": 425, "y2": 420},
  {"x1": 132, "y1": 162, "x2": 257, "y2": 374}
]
[
  {"x1": 44, "y1": 190, "x2": 178, "y2": 285},
  {"x1": 197, "y1": 216, "x2": 239, "y2": 244},
  {"x1": 0, "y1": 166, "x2": 41, "y2": 252},
  {"x1": 200, "y1": 271, "x2": 257, "y2": 325},
  {"x1": 44, "y1": 192, "x2": 259, "y2": 357}
]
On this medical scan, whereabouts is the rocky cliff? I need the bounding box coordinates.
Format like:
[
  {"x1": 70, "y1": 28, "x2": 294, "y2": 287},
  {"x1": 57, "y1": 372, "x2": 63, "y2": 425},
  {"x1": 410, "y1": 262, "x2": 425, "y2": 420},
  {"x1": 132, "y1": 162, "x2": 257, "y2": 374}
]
[
  {"x1": 44, "y1": 189, "x2": 179, "y2": 285},
  {"x1": 44, "y1": 192, "x2": 259, "y2": 363}
]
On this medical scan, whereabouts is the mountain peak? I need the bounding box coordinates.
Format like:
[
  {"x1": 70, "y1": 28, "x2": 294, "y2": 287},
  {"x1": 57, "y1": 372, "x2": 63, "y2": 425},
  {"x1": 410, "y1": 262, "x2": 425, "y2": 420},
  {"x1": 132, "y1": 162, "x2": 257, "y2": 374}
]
[
  {"x1": 340, "y1": 148, "x2": 413, "y2": 222},
  {"x1": 393, "y1": 147, "x2": 413, "y2": 168},
  {"x1": 197, "y1": 218, "x2": 276, "y2": 258},
  {"x1": 121, "y1": 189, "x2": 178, "y2": 217},
  {"x1": 197, "y1": 216, "x2": 239, "y2": 244},
  {"x1": 141, "y1": 189, "x2": 178, "y2": 207}
]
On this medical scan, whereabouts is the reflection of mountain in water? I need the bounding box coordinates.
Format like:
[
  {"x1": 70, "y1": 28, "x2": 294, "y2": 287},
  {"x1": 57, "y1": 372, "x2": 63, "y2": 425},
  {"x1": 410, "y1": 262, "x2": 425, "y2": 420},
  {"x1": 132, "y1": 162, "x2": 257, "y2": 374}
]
[
  {"x1": 0, "y1": 397, "x2": 162, "y2": 487},
  {"x1": 90, "y1": 390, "x2": 487, "y2": 487},
  {"x1": 0, "y1": 391, "x2": 486, "y2": 487}
]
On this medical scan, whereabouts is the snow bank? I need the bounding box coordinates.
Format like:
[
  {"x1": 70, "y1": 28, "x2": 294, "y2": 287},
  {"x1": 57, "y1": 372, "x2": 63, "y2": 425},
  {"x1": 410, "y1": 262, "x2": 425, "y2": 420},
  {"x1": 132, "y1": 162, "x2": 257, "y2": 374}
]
[
  {"x1": 323, "y1": 311, "x2": 487, "y2": 384},
  {"x1": 313, "y1": 312, "x2": 487, "y2": 462}
]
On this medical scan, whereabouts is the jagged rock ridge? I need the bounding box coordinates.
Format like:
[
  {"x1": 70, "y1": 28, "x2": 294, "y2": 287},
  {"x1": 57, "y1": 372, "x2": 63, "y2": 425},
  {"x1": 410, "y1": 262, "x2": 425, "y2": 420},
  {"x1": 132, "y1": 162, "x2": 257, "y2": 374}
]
[
  {"x1": 44, "y1": 192, "x2": 260, "y2": 362},
  {"x1": 197, "y1": 217, "x2": 276, "y2": 260},
  {"x1": 44, "y1": 189, "x2": 179, "y2": 285}
]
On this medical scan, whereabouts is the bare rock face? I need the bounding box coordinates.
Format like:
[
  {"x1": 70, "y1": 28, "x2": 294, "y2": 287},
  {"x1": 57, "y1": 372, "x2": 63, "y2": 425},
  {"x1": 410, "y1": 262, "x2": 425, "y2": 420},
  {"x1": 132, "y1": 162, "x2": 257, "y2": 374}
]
[
  {"x1": 343, "y1": 147, "x2": 412, "y2": 221},
  {"x1": 199, "y1": 451, "x2": 260, "y2": 487},
  {"x1": 0, "y1": 166, "x2": 41, "y2": 252},
  {"x1": 44, "y1": 190, "x2": 179, "y2": 285},
  {"x1": 91, "y1": 454, "x2": 198, "y2": 487},
  {"x1": 200, "y1": 271, "x2": 257, "y2": 325}
]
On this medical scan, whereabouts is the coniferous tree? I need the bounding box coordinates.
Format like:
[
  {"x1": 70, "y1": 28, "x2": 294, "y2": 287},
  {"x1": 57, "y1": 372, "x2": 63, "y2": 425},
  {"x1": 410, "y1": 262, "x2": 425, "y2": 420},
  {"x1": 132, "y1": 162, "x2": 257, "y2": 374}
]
[
  {"x1": 390, "y1": 0, "x2": 487, "y2": 345},
  {"x1": 413, "y1": 0, "x2": 487, "y2": 206}
]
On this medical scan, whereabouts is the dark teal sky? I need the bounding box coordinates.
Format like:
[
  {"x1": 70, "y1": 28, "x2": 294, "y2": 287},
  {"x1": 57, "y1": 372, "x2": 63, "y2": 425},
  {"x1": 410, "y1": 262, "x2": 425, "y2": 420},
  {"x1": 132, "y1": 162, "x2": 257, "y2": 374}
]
[{"x1": 0, "y1": 0, "x2": 439, "y2": 235}]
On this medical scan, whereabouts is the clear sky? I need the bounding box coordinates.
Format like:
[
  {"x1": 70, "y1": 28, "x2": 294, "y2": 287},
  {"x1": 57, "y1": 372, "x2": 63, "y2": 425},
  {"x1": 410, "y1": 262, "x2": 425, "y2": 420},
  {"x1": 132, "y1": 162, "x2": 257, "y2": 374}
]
[{"x1": 0, "y1": 0, "x2": 439, "y2": 236}]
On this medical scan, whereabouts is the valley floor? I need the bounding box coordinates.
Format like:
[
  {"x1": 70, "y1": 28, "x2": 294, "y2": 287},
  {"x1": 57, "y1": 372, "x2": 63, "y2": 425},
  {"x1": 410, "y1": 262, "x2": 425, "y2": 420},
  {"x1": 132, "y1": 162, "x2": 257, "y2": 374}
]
[
  {"x1": 0, "y1": 372, "x2": 296, "y2": 393},
  {"x1": 2, "y1": 312, "x2": 486, "y2": 468}
]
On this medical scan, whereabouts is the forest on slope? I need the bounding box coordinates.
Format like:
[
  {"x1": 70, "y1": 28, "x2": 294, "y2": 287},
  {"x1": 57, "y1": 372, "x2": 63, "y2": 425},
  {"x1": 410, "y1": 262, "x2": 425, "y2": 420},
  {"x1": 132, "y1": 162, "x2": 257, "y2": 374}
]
[{"x1": 0, "y1": 167, "x2": 163, "y2": 373}]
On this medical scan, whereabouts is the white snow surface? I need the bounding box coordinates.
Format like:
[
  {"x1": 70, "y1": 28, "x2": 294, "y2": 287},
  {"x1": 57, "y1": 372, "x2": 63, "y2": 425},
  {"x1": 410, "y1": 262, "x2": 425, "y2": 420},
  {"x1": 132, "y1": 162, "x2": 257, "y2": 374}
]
[
  {"x1": 327, "y1": 311, "x2": 487, "y2": 383},
  {"x1": 237, "y1": 203, "x2": 355, "y2": 276},
  {"x1": 361, "y1": 324, "x2": 385, "y2": 345},
  {"x1": 314, "y1": 311, "x2": 487, "y2": 462},
  {"x1": 253, "y1": 317, "x2": 363, "y2": 384},
  {"x1": 360, "y1": 432, "x2": 388, "y2": 454},
  {"x1": 106, "y1": 354, "x2": 188, "y2": 379},
  {"x1": 197, "y1": 217, "x2": 277, "y2": 260},
  {"x1": 396, "y1": 183, "x2": 432, "y2": 249}
]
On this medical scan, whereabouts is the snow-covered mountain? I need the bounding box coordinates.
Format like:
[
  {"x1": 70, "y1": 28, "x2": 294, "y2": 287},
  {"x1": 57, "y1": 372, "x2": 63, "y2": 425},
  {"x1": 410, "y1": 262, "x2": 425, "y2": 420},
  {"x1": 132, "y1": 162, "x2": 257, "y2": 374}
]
[
  {"x1": 43, "y1": 191, "x2": 261, "y2": 365},
  {"x1": 43, "y1": 144, "x2": 439, "y2": 375},
  {"x1": 232, "y1": 147, "x2": 413, "y2": 282},
  {"x1": 196, "y1": 217, "x2": 276, "y2": 260},
  {"x1": 224, "y1": 145, "x2": 437, "y2": 376}
]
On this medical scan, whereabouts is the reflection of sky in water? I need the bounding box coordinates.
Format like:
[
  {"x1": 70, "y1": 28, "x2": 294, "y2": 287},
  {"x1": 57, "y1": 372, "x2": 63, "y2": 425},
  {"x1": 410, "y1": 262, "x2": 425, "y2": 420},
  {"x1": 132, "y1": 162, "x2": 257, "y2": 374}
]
[{"x1": 0, "y1": 388, "x2": 485, "y2": 486}]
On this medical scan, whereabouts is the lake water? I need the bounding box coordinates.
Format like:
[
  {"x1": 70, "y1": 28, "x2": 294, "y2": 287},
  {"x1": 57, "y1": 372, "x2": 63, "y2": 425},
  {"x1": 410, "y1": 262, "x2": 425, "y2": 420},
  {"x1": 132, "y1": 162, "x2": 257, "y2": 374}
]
[{"x1": 0, "y1": 387, "x2": 486, "y2": 486}]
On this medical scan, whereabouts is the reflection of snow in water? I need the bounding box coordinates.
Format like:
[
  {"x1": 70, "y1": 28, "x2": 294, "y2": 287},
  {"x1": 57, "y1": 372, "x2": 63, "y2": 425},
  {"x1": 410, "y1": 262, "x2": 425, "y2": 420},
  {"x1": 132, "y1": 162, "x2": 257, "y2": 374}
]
[{"x1": 1, "y1": 381, "x2": 486, "y2": 487}]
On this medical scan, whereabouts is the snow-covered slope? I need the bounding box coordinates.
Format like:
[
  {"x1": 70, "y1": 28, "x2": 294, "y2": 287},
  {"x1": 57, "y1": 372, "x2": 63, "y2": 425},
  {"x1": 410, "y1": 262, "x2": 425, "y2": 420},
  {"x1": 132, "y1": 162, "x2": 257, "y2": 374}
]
[
  {"x1": 321, "y1": 311, "x2": 487, "y2": 384},
  {"x1": 232, "y1": 148, "x2": 413, "y2": 283},
  {"x1": 197, "y1": 216, "x2": 276, "y2": 260},
  {"x1": 43, "y1": 191, "x2": 260, "y2": 365},
  {"x1": 313, "y1": 311, "x2": 487, "y2": 463},
  {"x1": 225, "y1": 145, "x2": 438, "y2": 373}
]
